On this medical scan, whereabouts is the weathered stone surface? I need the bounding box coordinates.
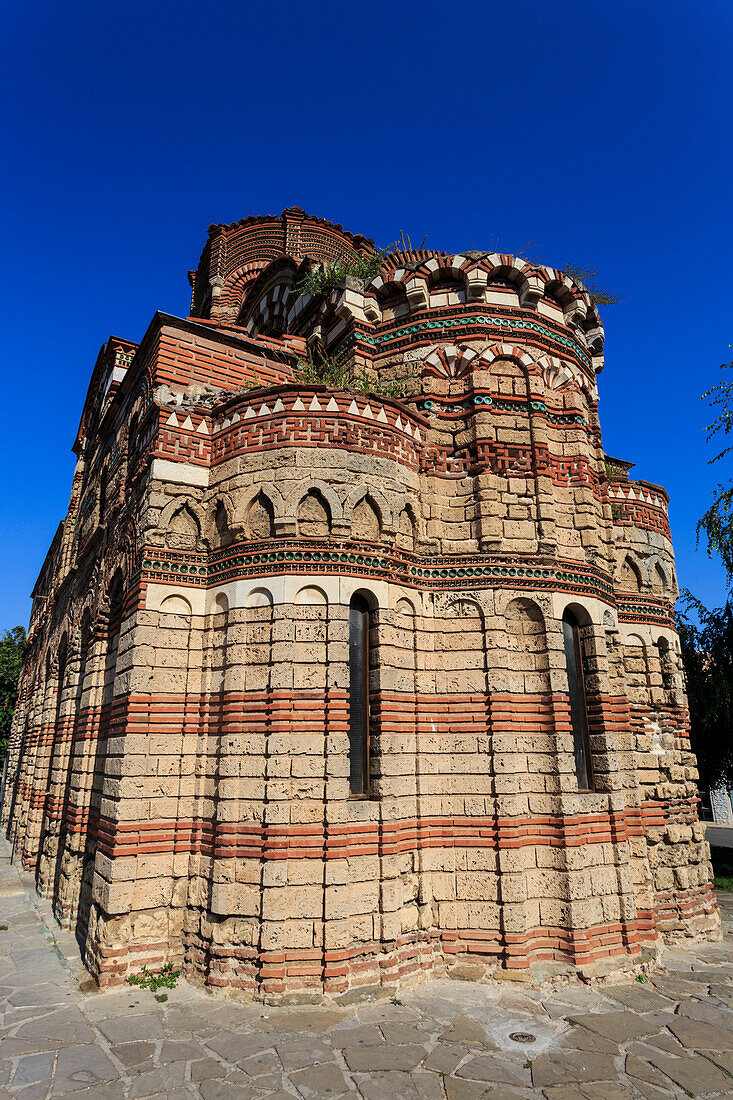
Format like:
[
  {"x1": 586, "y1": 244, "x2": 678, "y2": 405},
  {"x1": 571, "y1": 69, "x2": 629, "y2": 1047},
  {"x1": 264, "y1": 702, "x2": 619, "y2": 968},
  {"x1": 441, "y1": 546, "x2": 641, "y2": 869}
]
[
  {"x1": 645, "y1": 1052, "x2": 732, "y2": 1095},
  {"x1": 666, "y1": 1014, "x2": 733, "y2": 1049},
  {"x1": 51, "y1": 1044, "x2": 119, "y2": 1093},
  {"x1": 441, "y1": 1016, "x2": 495, "y2": 1049},
  {"x1": 423, "y1": 1042, "x2": 467, "y2": 1073},
  {"x1": 603, "y1": 984, "x2": 675, "y2": 1014},
  {"x1": 531, "y1": 1050, "x2": 619, "y2": 1087},
  {"x1": 454, "y1": 1054, "x2": 530, "y2": 1086},
  {"x1": 1, "y1": 840, "x2": 732, "y2": 1100},
  {"x1": 568, "y1": 1010, "x2": 662, "y2": 1043},
  {"x1": 11, "y1": 1052, "x2": 55, "y2": 1089},
  {"x1": 288, "y1": 1062, "x2": 352, "y2": 1098},
  {"x1": 341, "y1": 1044, "x2": 425, "y2": 1073}
]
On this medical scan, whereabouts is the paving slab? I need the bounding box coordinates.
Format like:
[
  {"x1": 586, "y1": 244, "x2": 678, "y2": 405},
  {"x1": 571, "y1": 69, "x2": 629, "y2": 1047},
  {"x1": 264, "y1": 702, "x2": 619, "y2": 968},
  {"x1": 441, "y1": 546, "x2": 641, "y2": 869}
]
[
  {"x1": 666, "y1": 1014, "x2": 733, "y2": 1049},
  {"x1": 568, "y1": 1009, "x2": 663, "y2": 1043},
  {"x1": 531, "y1": 1049, "x2": 619, "y2": 1087},
  {"x1": 645, "y1": 1051, "x2": 732, "y2": 1095},
  {"x1": 341, "y1": 1043, "x2": 425, "y2": 1072},
  {"x1": 289, "y1": 1061, "x2": 352, "y2": 1097}
]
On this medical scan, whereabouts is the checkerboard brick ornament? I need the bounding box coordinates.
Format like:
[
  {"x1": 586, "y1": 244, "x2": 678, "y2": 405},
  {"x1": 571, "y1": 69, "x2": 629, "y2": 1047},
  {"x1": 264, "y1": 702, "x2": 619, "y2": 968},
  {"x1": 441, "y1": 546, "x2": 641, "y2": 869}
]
[{"x1": 2, "y1": 208, "x2": 719, "y2": 999}]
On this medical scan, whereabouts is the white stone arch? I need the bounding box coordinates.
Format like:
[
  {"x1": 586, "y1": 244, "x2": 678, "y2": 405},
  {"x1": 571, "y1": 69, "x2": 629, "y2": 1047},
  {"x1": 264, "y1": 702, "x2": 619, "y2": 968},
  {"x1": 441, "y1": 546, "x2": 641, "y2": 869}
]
[
  {"x1": 247, "y1": 586, "x2": 274, "y2": 608},
  {"x1": 439, "y1": 591, "x2": 488, "y2": 619},
  {"x1": 558, "y1": 597, "x2": 600, "y2": 629},
  {"x1": 482, "y1": 342, "x2": 538, "y2": 374},
  {"x1": 284, "y1": 479, "x2": 344, "y2": 525},
  {"x1": 160, "y1": 593, "x2": 193, "y2": 617},
  {"x1": 343, "y1": 484, "x2": 394, "y2": 531},
  {"x1": 295, "y1": 585, "x2": 328, "y2": 606},
  {"x1": 494, "y1": 589, "x2": 553, "y2": 622},
  {"x1": 483, "y1": 255, "x2": 540, "y2": 307},
  {"x1": 213, "y1": 592, "x2": 229, "y2": 615}
]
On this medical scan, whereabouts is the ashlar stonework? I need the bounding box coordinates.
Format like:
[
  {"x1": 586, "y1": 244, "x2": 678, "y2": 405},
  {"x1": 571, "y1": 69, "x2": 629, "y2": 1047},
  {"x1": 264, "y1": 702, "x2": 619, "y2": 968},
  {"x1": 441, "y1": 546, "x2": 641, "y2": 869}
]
[{"x1": 2, "y1": 206, "x2": 719, "y2": 1000}]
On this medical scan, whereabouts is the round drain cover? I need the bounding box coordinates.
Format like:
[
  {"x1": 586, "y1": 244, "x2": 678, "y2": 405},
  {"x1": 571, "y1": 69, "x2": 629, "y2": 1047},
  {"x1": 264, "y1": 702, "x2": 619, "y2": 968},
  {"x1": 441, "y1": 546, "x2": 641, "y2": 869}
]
[{"x1": 509, "y1": 1031, "x2": 536, "y2": 1043}]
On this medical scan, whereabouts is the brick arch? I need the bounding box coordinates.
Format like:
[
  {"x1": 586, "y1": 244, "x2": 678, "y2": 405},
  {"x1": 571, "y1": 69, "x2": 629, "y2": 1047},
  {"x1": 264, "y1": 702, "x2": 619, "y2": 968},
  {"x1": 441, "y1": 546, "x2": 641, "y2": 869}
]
[
  {"x1": 423, "y1": 344, "x2": 478, "y2": 380},
  {"x1": 214, "y1": 261, "x2": 269, "y2": 320},
  {"x1": 481, "y1": 343, "x2": 538, "y2": 373},
  {"x1": 240, "y1": 258, "x2": 299, "y2": 335},
  {"x1": 482, "y1": 254, "x2": 541, "y2": 307}
]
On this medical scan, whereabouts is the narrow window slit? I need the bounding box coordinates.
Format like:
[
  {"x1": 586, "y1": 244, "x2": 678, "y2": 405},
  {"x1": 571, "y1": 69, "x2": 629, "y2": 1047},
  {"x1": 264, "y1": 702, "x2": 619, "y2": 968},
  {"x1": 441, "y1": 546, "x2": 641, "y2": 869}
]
[
  {"x1": 348, "y1": 594, "x2": 371, "y2": 795},
  {"x1": 562, "y1": 610, "x2": 594, "y2": 791}
]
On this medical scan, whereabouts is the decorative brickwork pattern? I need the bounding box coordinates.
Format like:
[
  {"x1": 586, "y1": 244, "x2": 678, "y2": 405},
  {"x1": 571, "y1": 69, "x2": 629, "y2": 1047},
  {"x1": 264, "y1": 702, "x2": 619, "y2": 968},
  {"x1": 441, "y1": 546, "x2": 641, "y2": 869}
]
[{"x1": 2, "y1": 208, "x2": 718, "y2": 1002}]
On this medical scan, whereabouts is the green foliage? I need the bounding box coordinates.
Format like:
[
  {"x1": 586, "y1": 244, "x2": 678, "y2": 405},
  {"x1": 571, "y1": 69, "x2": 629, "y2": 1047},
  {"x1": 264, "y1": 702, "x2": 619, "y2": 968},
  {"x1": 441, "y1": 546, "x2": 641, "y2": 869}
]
[
  {"x1": 295, "y1": 232, "x2": 427, "y2": 298},
  {"x1": 294, "y1": 350, "x2": 408, "y2": 399},
  {"x1": 295, "y1": 249, "x2": 389, "y2": 298},
  {"x1": 0, "y1": 627, "x2": 26, "y2": 762},
  {"x1": 126, "y1": 962, "x2": 181, "y2": 993},
  {"x1": 294, "y1": 349, "x2": 350, "y2": 388},
  {"x1": 677, "y1": 592, "x2": 733, "y2": 792},
  {"x1": 698, "y1": 354, "x2": 733, "y2": 585},
  {"x1": 559, "y1": 263, "x2": 626, "y2": 306},
  {"x1": 352, "y1": 369, "x2": 407, "y2": 399}
]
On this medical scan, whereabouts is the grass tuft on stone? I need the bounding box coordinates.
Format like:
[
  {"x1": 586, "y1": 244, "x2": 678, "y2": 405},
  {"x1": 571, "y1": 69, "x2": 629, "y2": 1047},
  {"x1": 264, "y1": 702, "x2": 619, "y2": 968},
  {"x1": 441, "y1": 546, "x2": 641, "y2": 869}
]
[{"x1": 126, "y1": 962, "x2": 181, "y2": 994}]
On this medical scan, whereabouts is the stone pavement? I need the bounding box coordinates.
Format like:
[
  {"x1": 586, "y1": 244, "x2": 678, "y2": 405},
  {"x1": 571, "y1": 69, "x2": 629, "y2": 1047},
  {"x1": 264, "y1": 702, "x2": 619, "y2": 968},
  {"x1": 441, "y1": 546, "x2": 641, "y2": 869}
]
[{"x1": 3, "y1": 841, "x2": 733, "y2": 1099}]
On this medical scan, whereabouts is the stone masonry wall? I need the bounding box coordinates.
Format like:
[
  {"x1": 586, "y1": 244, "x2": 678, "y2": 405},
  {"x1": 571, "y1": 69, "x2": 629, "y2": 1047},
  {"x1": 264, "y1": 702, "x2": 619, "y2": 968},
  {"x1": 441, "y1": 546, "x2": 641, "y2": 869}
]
[{"x1": 2, "y1": 210, "x2": 718, "y2": 1001}]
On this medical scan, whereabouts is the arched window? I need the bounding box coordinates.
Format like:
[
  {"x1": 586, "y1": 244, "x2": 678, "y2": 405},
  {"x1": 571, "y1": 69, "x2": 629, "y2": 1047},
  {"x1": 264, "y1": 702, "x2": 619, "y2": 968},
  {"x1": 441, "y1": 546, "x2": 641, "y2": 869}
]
[
  {"x1": 562, "y1": 609, "x2": 594, "y2": 791},
  {"x1": 348, "y1": 594, "x2": 372, "y2": 795}
]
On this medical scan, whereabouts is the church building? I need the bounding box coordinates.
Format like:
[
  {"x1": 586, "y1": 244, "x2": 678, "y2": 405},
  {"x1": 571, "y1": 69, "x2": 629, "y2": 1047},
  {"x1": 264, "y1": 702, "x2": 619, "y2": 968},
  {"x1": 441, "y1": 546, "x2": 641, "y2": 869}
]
[{"x1": 2, "y1": 207, "x2": 718, "y2": 998}]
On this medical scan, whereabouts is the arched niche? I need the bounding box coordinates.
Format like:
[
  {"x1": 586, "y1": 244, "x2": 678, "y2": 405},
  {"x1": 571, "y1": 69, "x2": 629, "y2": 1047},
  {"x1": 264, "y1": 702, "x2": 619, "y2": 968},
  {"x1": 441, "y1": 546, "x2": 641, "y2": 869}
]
[
  {"x1": 160, "y1": 593, "x2": 193, "y2": 617},
  {"x1": 297, "y1": 490, "x2": 332, "y2": 537},
  {"x1": 295, "y1": 585, "x2": 328, "y2": 606},
  {"x1": 247, "y1": 587, "x2": 274, "y2": 608}
]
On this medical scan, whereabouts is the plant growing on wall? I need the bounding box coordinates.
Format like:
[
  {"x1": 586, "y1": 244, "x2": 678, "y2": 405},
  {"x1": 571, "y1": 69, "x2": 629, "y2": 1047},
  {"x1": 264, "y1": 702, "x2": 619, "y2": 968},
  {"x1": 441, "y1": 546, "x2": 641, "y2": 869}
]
[
  {"x1": 295, "y1": 233, "x2": 428, "y2": 298},
  {"x1": 294, "y1": 351, "x2": 408, "y2": 399}
]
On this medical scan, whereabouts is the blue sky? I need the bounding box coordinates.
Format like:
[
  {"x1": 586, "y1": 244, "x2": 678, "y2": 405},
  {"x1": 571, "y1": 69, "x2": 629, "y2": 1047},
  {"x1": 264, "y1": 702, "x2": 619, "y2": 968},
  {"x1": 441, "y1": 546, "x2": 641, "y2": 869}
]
[{"x1": 2, "y1": 0, "x2": 732, "y2": 629}]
